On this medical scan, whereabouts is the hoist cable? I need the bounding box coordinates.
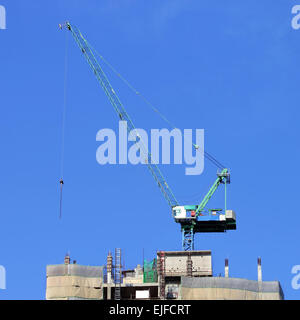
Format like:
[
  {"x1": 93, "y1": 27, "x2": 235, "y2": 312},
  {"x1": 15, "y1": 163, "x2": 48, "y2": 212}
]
[
  {"x1": 60, "y1": 31, "x2": 69, "y2": 179},
  {"x1": 59, "y1": 31, "x2": 69, "y2": 219}
]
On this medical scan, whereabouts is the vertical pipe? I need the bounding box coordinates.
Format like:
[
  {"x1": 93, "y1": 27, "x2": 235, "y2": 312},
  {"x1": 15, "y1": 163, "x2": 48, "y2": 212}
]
[
  {"x1": 64, "y1": 254, "x2": 70, "y2": 265},
  {"x1": 107, "y1": 251, "x2": 112, "y2": 300},
  {"x1": 225, "y1": 258, "x2": 229, "y2": 278},
  {"x1": 142, "y1": 248, "x2": 144, "y2": 272},
  {"x1": 257, "y1": 257, "x2": 262, "y2": 282},
  {"x1": 191, "y1": 228, "x2": 194, "y2": 251}
]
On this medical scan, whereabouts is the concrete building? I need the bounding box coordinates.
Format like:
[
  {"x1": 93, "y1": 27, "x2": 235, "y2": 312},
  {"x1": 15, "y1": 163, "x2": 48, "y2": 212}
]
[
  {"x1": 102, "y1": 250, "x2": 283, "y2": 300},
  {"x1": 46, "y1": 251, "x2": 284, "y2": 300},
  {"x1": 46, "y1": 255, "x2": 104, "y2": 300}
]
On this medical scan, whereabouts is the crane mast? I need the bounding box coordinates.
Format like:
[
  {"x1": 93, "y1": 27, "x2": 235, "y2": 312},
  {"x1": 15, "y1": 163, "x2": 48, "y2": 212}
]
[{"x1": 62, "y1": 22, "x2": 236, "y2": 251}]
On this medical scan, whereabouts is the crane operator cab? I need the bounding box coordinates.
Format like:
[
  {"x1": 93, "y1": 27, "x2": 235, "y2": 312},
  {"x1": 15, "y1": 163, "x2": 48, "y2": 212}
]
[{"x1": 172, "y1": 205, "x2": 236, "y2": 233}]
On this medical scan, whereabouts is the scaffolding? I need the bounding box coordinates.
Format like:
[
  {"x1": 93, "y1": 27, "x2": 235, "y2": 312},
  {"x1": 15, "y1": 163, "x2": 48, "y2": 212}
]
[
  {"x1": 158, "y1": 251, "x2": 166, "y2": 299},
  {"x1": 114, "y1": 248, "x2": 122, "y2": 300}
]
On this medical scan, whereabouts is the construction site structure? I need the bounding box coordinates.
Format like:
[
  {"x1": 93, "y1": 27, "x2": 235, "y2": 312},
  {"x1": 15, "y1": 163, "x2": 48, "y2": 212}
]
[
  {"x1": 46, "y1": 254, "x2": 103, "y2": 300},
  {"x1": 114, "y1": 248, "x2": 122, "y2": 300},
  {"x1": 158, "y1": 251, "x2": 166, "y2": 299},
  {"x1": 106, "y1": 251, "x2": 113, "y2": 300},
  {"x1": 45, "y1": 250, "x2": 284, "y2": 300},
  {"x1": 156, "y1": 250, "x2": 212, "y2": 299},
  {"x1": 46, "y1": 249, "x2": 284, "y2": 300}
]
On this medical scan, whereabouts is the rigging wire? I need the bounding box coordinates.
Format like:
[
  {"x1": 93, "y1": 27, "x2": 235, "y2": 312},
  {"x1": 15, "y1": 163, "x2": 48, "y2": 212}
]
[
  {"x1": 86, "y1": 40, "x2": 226, "y2": 170},
  {"x1": 59, "y1": 30, "x2": 69, "y2": 219},
  {"x1": 59, "y1": 179, "x2": 64, "y2": 219}
]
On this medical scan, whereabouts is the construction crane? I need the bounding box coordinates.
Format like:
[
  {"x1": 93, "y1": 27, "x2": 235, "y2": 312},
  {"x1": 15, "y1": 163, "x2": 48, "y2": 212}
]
[{"x1": 60, "y1": 22, "x2": 236, "y2": 251}]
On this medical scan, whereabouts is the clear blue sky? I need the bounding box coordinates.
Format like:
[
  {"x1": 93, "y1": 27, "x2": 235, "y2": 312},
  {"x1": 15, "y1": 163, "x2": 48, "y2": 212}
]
[{"x1": 0, "y1": 0, "x2": 299, "y2": 300}]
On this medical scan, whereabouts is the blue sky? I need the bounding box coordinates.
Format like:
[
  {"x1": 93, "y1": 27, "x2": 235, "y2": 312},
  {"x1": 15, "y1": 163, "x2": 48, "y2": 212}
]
[{"x1": 0, "y1": 0, "x2": 299, "y2": 299}]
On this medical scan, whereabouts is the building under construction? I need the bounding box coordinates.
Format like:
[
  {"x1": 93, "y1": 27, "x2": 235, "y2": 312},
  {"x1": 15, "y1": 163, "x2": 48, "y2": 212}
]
[
  {"x1": 46, "y1": 250, "x2": 284, "y2": 300},
  {"x1": 47, "y1": 24, "x2": 284, "y2": 301}
]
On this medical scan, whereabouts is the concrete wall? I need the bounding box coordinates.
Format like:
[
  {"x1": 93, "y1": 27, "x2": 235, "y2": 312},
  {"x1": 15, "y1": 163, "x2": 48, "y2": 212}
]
[
  {"x1": 157, "y1": 251, "x2": 212, "y2": 277},
  {"x1": 123, "y1": 275, "x2": 143, "y2": 285},
  {"x1": 180, "y1": 277, "x2": 284, "y2": 300},
  {"x1": 46, "y1": 264, "x2": 103, "y2": 300}
]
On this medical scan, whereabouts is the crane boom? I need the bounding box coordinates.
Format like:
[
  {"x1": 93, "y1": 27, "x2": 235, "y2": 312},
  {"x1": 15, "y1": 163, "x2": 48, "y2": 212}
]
[
  {"x1": 195, "y1": 168, "x2": 229, "y2": 216},
  {"x1": 65, "y1": 22, "x2": 179, "y2": 208}
]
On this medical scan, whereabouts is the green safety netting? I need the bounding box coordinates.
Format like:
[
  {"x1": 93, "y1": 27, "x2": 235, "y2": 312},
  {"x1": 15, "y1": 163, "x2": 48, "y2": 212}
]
[{"x1": 143, "y1": 259, "x2": 158, "y2": 283}]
